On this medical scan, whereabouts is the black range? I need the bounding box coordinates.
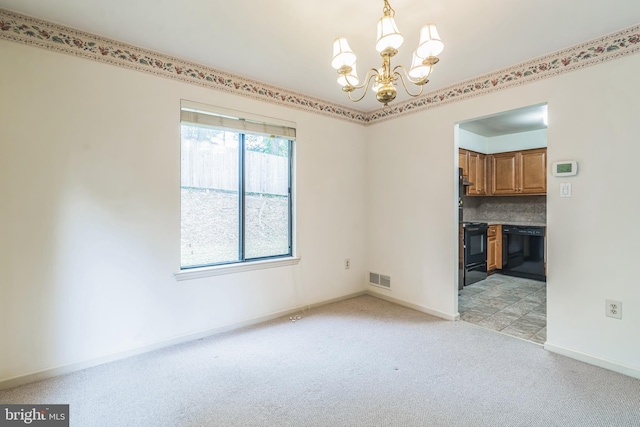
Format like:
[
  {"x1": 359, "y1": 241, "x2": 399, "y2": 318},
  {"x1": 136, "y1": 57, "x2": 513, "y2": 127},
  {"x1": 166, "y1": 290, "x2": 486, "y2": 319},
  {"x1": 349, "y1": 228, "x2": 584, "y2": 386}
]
[{"x1": 462, "y1": 222, "x2": 488, "y2": 287}]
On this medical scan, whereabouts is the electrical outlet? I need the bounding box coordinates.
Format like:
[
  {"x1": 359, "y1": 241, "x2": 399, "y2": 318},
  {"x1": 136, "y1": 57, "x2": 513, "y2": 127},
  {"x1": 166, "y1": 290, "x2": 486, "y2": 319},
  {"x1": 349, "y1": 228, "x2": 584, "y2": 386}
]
[
  {"x1": 605, "y1": 299, "x2": 622, "y2": 319},
  {"x1": 344, "y1": 258, "x2": 350, "y2": 269}
]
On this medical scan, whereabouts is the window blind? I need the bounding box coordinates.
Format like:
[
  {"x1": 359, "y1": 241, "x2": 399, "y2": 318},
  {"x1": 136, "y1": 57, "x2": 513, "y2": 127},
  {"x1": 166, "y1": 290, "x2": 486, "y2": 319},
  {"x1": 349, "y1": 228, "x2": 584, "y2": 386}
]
[{"x1": 180, "y1": 108, "x2": 296, "y2": 140}]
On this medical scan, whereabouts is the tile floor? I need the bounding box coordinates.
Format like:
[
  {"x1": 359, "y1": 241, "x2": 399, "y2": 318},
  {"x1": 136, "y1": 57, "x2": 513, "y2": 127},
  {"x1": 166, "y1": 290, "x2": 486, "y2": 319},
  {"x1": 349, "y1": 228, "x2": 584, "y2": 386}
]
[{"x1": 458, "y1": 273, "x2": 546, "y2": 344}]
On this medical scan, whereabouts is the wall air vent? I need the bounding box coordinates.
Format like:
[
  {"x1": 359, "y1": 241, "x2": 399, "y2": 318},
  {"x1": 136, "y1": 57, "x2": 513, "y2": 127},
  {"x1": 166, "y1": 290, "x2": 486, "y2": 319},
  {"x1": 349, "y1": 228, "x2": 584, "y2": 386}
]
[
  {"x1": 369, "y1": 272, "x2": 390, "y2": 289},
  {"x1": 380, "y1": 275, "x2": 391, "y2": 289},
  {"x1": 369, "y1": 272, "x2": 380, "y2": 285}
]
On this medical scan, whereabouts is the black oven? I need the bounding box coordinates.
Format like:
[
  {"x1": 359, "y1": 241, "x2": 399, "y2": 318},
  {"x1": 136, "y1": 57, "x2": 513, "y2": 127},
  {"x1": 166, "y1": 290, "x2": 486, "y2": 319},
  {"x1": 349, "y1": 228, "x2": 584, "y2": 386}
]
[
  {"x1": 502, "y1": 225, "x2": 546, "y2": 282},
  {"x1": 463, "y1": 222, "x2": 488, "y2": 286}
]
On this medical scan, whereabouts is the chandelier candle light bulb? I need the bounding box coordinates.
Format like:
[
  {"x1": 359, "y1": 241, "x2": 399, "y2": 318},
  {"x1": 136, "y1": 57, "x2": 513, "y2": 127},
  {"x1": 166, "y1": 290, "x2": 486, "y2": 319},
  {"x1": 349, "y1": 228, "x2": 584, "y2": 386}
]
[{"x1": 331, "y1": 0, "x2": 444, "y2": 107}]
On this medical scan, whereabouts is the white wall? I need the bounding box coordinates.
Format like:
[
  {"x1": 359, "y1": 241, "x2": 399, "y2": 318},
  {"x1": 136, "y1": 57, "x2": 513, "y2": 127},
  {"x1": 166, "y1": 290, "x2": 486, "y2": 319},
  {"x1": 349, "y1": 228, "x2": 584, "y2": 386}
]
[
  {"x1": 459, "y1": 128, "x2": 547, "y2": 153},
  {"x1": 0, "y1": 40, "x2": 367, "y2": 384},
  {"x1": 487, "y1": 129, "x2": 547, "y2": 153},
  {"x1": 2, "y1": 36, "x2": 639, "y2": 385},
  {"x1": 458, "y1": 128, "x2": 488, "y2": 152},
  {"x1": 366, "y1": 53, "x2": 640, "y2": 376}
]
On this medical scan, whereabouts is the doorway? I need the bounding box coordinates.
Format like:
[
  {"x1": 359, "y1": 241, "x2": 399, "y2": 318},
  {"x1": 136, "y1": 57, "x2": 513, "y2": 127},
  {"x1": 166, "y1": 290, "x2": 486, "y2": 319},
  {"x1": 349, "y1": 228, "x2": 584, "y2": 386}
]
[{"x1": 456, "y1": 103, "x2": 548, "y2": 344}]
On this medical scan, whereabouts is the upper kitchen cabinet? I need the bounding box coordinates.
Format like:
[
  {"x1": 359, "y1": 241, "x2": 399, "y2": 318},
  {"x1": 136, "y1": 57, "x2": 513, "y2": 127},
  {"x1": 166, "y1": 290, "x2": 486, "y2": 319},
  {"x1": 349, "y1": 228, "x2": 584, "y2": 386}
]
[
  {"x1": 520, "y1": 149, "x2": 547, "y2": 194},
  {"x1": 459, "y1": 149, "x2": 487, "y2": 196},
  {"x1": 491, "y1": 151, "x2": 518, "y2": 194},
  {"x1": 467, "y1": 151, "x2": 487, "y2": 195},
  {"x1": 491, "y1": 148, "x2": 546, "y2": 195},
  {"x1": 459, "y1": 103, "x2": 548, "y2": 195},
  {"x1": 459, "y1": 149, "x2": 469, "y2": 178}
]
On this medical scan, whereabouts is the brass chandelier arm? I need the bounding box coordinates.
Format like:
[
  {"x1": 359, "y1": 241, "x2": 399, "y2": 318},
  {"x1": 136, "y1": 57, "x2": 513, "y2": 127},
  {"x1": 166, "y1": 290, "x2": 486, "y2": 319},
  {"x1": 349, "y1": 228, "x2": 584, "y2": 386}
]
[
  {"x1": 343, "y1": 67, "x2": 381, "y2": 91},
  {"x1": 393, "y1": 64, "x2": 429, "y2": 87},
  {"x1": 343, "y1": 68, "x2": 382, "y2": 102},
  {"x1": 393, "y1": 70, "x2": 425, "y2": 98},
  {"x1": 347, "y1": 89, "x2": 370, "y2": 103}
]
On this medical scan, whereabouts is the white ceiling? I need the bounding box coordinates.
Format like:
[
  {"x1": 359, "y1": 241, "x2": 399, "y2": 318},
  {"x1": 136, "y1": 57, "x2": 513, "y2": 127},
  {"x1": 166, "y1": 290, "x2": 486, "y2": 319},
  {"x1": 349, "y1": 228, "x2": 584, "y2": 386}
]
[
  {"x1": 1, "y1": 0, "x2": 639, "y2": 113},
  {"x1": 459, "y1": 104, "x2": 548, "y2": 137}
]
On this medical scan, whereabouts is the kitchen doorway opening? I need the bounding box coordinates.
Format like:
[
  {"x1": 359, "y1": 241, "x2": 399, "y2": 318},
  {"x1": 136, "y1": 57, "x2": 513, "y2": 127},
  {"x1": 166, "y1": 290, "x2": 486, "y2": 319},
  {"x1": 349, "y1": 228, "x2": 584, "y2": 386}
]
[{"x1": 455, "y1": 103, "x2": 548, "y2": 344}]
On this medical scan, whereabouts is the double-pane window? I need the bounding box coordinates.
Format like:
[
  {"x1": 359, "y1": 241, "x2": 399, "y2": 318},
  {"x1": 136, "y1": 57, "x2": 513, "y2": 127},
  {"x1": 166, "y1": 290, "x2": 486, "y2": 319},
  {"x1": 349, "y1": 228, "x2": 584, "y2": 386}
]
[{"x1": 180, "y1": 104, "x2": 294, "y2": 269}]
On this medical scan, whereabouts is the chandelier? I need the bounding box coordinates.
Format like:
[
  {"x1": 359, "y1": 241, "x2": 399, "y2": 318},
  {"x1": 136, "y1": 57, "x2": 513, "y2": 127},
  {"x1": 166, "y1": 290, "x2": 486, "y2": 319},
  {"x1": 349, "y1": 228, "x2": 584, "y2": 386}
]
[{"x1": 331, "y1": 0, "x2": 444, "y2": 107}]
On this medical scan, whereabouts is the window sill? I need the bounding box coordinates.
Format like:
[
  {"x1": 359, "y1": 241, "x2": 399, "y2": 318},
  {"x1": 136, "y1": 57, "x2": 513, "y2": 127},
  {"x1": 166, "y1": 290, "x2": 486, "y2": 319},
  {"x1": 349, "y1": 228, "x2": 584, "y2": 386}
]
[{"x1": 174, "y1": 257, "x2": 301, "y2": 281}]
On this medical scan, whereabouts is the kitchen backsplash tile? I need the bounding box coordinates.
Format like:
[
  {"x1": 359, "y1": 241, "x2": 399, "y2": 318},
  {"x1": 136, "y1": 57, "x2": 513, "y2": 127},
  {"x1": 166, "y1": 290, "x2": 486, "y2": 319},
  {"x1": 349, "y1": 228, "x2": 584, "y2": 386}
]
[{"x1": 462, "y1": 195, "x2": 546, "y2": 224}]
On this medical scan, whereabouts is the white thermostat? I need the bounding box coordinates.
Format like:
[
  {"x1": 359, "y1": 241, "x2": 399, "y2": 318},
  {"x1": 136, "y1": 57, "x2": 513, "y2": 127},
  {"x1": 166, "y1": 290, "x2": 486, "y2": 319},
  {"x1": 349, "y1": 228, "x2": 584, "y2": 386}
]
[{"x1": 552, "y1": 160, "x2": 578, "y2": 177}]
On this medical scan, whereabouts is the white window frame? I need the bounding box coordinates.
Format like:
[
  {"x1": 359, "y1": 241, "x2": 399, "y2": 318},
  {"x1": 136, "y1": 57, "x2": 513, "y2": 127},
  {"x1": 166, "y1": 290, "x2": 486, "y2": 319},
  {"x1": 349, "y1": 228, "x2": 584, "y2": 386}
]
[{"x1": 175, "y1": 101, "x2": 299, "y2": 280}]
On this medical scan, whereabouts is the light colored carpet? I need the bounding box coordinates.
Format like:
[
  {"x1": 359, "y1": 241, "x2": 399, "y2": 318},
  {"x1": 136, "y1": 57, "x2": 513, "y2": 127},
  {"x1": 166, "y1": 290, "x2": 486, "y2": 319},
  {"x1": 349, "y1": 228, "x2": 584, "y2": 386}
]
[{"x1": 1, "y1": 295, "x2": 639, "y2": 426}]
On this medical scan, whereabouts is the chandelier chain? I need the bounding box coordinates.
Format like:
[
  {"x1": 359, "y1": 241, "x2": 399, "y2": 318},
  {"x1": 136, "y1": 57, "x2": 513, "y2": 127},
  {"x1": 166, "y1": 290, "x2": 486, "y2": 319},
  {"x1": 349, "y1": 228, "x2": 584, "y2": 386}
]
[{"x1": 382, "y1": 0, "x2": 395, "y2": 17}]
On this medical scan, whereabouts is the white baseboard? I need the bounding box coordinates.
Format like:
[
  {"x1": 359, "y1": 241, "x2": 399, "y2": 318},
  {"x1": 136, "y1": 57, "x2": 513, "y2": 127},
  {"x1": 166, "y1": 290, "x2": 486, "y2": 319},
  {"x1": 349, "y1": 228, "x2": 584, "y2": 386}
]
[
  {"x1": 366, "y1": 290, "x2": 459, "y2": 321},
  {"x1": 544, "y1": 342, "x2": 640, "y2": 380},
  {"x1": 0, "y1": 290, "x2": 366, "y2": 391},
  {"x1": 10, "y1": 291, "x2": 637, "y2": 391}
]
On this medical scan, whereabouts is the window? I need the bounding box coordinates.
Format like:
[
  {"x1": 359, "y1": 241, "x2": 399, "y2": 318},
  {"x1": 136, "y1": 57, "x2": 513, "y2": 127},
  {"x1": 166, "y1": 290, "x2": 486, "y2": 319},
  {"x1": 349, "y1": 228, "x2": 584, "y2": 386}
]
[{"x1": 180, "y1": 103, "x2": 295, "y2": 269}]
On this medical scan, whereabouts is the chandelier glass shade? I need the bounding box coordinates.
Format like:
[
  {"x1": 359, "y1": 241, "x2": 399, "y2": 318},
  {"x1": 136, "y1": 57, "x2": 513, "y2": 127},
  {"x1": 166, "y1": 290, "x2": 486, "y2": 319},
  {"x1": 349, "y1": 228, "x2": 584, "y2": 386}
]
[{"x1": 331, "y1": 0, "x2": 444, "y2": 107}]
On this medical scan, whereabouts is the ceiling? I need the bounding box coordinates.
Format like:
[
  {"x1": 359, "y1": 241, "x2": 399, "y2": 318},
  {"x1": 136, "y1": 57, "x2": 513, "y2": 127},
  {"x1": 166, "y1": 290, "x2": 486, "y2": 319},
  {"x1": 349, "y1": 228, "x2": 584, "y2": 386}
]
[
  {"x1": 459, "y1": 104, "x2": 547, "y2": 137},
  {"x1": 1, "y1": 0, "x2": 639, "y2": 113}
]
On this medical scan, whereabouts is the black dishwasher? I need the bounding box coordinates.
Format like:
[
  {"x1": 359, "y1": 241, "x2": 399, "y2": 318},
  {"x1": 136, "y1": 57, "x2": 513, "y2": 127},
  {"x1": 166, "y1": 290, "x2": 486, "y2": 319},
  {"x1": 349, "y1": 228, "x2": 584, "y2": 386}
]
[{"x1": 502, "y1": 225, "x2": 546, "y2": 282}]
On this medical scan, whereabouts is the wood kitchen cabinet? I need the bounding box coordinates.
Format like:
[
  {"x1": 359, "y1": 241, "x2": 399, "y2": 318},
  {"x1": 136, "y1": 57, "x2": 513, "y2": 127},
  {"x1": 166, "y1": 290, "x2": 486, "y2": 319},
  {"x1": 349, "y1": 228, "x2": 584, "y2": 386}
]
[
  {"x1": 467, "y1": 151, "x2": 487, "y2": 195},
  {"x1": 487, "y1": 224, "x2": 502, "y2": 272},
  {"x1": 459, "y1": 149, "x2": 487, "y2": 196},
  {"x1": 520, "y1": 149, "x2": 547, "y2": 194},
  {"x1": 490, "y1": 148, "x2": 546, "y2": 195},
  {"x1": 459, "y1": 149, "x2": 469, "y2": 178}
]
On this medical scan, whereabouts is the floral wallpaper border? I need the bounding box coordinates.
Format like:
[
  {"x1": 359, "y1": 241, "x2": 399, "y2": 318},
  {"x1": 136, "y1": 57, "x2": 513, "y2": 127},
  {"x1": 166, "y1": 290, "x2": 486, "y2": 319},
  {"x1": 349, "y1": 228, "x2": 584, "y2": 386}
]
[
  {"x1": 368, "y1": 25, "x2": 640, "y2": 124},
  {"x1": 1, "y1": 9, "x2": 638, "y2": 125},
  {"x1": 0, "y1": 9, "x2": 368, "y2": 124}
]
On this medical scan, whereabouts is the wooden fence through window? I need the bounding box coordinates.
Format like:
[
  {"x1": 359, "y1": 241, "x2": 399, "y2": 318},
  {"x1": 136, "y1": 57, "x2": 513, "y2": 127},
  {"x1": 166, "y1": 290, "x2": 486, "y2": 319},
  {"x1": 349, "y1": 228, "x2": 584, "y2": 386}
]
[{"x1": 181, "y1": 141, "x2": 288, "y2": 196}]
